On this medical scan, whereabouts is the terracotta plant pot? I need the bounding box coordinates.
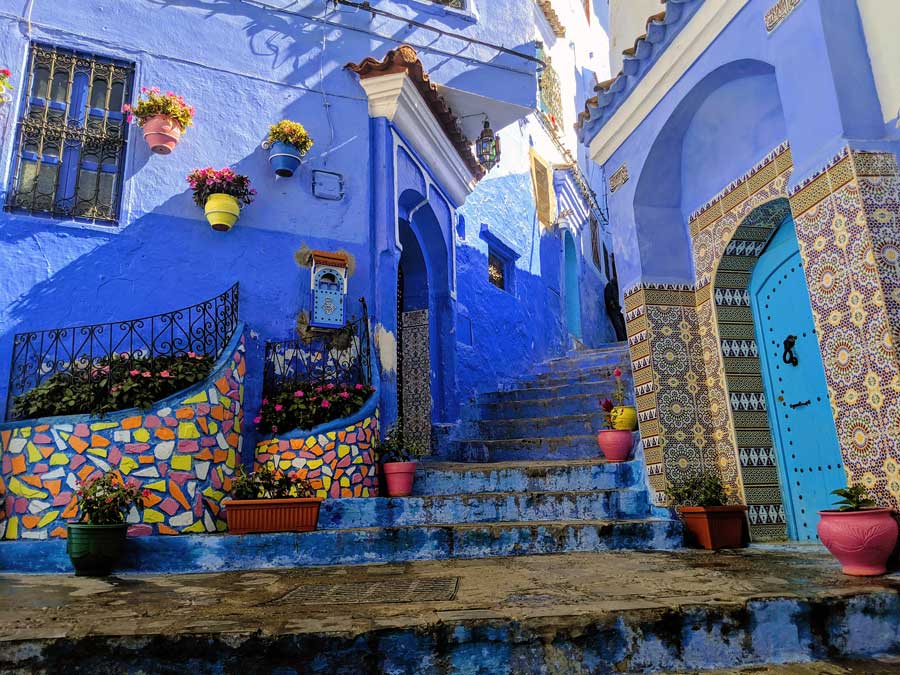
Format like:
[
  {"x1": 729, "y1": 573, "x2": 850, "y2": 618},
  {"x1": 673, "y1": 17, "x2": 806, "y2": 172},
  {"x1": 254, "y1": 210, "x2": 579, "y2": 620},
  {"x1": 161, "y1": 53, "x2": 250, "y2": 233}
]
[
  {"x1": 678, "y1": 505, "x2": 748, "y2": 550},
  {"x1": 142, "y1": 114, "x2": 182, "y2": 154},
  {"x1": 268, "y1": 140, "x2": 305, "y2": 178},
  {"x1": 383, "y1": 461, "x2": 417, "y2": 497},
  {"x1": 596, "y1": 429, "x2": 633, "y2": 462},
  {"x1": 817, "y1": 508, "x2": 898, "y2": 576},
  {"x1": 225, "y1": 497, "x2": 322, "y2": 535},
  {"x1": 204, "y1": 193, "x2": 241, "y2": 231},
  {"x1": 610, "y1": 405, "x2": 638, "y2": 431},
  {"x1": 67, "y1": 522, "x2": 128, "y2": 576}
]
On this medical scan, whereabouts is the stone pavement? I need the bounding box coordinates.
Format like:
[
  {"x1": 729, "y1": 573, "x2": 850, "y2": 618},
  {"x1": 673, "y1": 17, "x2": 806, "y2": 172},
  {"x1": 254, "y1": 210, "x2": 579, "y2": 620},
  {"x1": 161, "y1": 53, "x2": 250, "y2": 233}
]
[
  {"x1": 668, "y1": 658, "x2": 900, "y2": 673},
  {"x1": 2, "y1": 545, "x2": 900, "y2": 673}
]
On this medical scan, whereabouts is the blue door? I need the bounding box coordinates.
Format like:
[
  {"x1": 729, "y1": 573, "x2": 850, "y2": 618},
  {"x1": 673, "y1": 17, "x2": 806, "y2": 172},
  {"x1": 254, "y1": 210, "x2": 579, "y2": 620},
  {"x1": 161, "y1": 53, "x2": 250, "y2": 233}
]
[
  {"x1": 564, "y1": 230, "x2": 582, "y2": 339},
  {"x1": 751, "y1": 217, "x2": 845, "y2": 540}
]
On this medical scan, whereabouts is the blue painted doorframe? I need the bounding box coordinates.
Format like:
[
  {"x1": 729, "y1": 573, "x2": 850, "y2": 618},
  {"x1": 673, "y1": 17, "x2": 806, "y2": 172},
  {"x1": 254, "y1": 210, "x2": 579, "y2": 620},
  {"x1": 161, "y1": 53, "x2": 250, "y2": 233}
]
[
  {"x1": 751, "y1": 216, "x2": 845, "y2": 540},
  {"x1": 564, "y1": 230, "x2": 582, "y2": 339}
]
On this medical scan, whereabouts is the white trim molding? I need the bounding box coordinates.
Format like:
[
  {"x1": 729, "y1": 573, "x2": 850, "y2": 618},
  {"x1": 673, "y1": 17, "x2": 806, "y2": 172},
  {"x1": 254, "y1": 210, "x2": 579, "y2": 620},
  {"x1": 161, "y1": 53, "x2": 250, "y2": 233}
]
[{"x1": 358, "y1": 72, "x2": 477, "y2": 206}]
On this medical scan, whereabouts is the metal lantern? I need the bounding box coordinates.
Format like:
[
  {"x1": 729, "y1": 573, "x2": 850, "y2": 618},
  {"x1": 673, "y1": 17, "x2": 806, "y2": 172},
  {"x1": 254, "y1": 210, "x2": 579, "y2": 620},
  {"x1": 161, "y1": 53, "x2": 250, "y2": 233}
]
[{"x1": 476, "y1": 118, "x2": 500, "y2": 170}]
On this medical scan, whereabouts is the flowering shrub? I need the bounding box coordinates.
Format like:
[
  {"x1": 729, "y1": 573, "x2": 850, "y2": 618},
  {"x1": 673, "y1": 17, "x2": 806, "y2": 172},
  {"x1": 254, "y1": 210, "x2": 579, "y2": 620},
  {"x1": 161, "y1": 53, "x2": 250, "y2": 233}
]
[
  {"x1": 231, "y1": 465, "x2": 316, "y2": 500},
  {"x1": 375, "y1": 422, "x2": 427, "y2": 463},
  {"x1": 256, "y1": 382, "x2": 375, "y2": 435},
  {"x1": 186, "y1": 167, "x2": 256, "y2": 207},
  {"x1": 123, "y1": 87, "x2": 195, "y2": 129},
  {"x1": 12, "y1": 351, "x2": 213, "y2": 419},
  {"x1": 267, "y1": 120, "x2": 314, "y2": 155},
  {"x1": 598, "y1": 367, "x2": 627, "y2": 429},
  {"x1": 0, "y1": 68, "x2": 12, "y2": 100},
  {"x1": 76, "y1": 473, "x2": 148, "y2": 525}
]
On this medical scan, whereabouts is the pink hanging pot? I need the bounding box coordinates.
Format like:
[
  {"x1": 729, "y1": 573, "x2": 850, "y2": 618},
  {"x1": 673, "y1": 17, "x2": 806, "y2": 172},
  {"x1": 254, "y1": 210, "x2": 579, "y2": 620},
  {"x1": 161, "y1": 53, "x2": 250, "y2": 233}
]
[{"x1": 142, "y1": 114, "x2": 182, "y2": 154}]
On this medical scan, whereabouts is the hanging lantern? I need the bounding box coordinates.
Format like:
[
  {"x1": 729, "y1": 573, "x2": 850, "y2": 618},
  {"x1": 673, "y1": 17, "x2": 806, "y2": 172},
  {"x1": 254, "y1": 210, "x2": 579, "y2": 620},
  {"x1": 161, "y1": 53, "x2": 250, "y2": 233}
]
[{"x1": 476, "y1": 118, "x2": 500, "y2": 170}]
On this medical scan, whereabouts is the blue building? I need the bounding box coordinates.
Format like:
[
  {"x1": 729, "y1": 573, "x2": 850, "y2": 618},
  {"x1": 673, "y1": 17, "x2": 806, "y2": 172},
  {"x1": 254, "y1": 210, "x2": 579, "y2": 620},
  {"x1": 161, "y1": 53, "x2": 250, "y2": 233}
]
[{"x1": 579, "y1": 0, "x2": 900, "y2": 541}]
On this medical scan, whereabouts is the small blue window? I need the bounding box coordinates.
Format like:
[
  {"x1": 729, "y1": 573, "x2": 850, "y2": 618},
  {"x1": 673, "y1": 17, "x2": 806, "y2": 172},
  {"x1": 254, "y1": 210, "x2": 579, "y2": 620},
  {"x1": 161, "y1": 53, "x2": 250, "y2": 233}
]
[{"x1": 7, "y1": 43, "x2": 133, "y2": 224}]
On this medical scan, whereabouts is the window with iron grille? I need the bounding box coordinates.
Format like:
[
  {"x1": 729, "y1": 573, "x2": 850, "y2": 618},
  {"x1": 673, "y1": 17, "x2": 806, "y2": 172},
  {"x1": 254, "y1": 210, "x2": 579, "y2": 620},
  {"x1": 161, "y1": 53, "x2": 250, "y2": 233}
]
[
  {"x1": 589, "y1": 216, "x2": 602, "y2": 271},
  {"x1": 536, "y1": 43, "x2": 563, "y2": 129},
  {"x1": 7, "y1": 44, "x2": 133, "y2": 224}
]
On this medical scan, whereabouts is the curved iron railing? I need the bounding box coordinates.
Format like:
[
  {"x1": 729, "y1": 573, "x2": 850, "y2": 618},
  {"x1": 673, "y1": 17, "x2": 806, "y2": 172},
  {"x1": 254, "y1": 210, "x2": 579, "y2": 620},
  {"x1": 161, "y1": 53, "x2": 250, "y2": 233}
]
[
  {"x1": 5, "y1": 283, "x2": 239, "y2": 421},
  {"x1": 263, "y1": 299, "x2": 372, "y2": 397}
]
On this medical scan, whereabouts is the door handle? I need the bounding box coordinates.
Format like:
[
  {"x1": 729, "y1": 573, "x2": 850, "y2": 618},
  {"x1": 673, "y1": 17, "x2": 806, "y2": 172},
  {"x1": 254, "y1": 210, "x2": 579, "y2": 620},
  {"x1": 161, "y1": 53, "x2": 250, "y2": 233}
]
[
  {"x1": 782, "y1": 335, "x2": 799, "y2": 366},
  {"x1": 789, "y1": 399, "x2": 811, "y2": 409}
]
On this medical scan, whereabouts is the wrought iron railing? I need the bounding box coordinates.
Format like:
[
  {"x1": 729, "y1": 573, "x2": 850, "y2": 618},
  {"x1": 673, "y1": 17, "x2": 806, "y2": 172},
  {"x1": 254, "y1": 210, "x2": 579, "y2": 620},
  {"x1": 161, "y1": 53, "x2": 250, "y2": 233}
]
[
  {"x1": 263, "y1": 299, "x2": 372, "y2": 398},
  {"x1": 5, "y1": 283, "x2": 240, "y2": 420}
]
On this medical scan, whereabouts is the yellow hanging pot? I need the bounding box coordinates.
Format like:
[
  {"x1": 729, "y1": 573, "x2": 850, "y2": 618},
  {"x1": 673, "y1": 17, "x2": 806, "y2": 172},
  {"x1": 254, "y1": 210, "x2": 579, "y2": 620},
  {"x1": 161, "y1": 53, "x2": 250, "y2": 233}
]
[
  {"x1": 610, "y1": 405, "x2": 638, "y2": 431},
  {"x1": 204, "y1": 193, "x2": 240, "y2": 232}
]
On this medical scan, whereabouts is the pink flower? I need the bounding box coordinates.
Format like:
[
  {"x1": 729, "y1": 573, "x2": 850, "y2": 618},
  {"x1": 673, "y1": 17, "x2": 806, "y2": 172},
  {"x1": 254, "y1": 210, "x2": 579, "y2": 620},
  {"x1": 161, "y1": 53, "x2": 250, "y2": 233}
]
[
  {"x1": 274, "y1": 404, "x2": 283, "y2": 412},
  {"x1": 339, "y1": 392, "x2": 350, "y2": 399},
  {"x1": 355, "y1": 383, "x2": 364, "y2": 390},
  {"x1": 253, "y1": 415, "x2": 262, "y2": 424},
  {"x1": 271, "y1": 424, "x2": 278, "y2": 433},
  {"x1": 315, "y1": 387, "x2": 323, "y2": 393},
  {"x1": 326, "y1": 384, "x2": 335, "y2": 390},
  {"x1": 262, "y1": 398, "x2": 269, "y2": 405},
  {"x1": 129, "y1": 369, "x2": 140, "y2": 376},
  {"x1": 142, "y1": 489, "x2": 151, "y2": 498},
  {"x1": 294, "y1": 390, "x2": 304, "y2": 397},
  {"x1": 159, "y1": 370, "x2": 170, "y2": 378},
  {"x1": 142, "y1": 371, "x2": 151, "y2": 378},
  {"x1": 321, "y1": 400, "x2": 331, "y2": 408},
  {"x1": 613, "y1": 367, "x2": 622, "y2": 378},
  {"x1": 188, "y1": 351, "x2": 197, "y2": 358}
]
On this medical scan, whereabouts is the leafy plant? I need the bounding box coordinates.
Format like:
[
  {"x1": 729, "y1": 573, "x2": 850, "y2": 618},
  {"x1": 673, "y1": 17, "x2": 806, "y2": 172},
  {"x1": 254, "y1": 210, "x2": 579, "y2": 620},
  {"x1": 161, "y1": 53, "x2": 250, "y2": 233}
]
[
  {"x1": 831, "y1": 485, "x2": 876, "y2": 511},
  {"x1": 186, "y1": 167, "x2": 257, "y2": 207},
  {"x1": 255, "y1": 382, "x2": 375, "y2": 435},
  {"x1": 375, "y1": 423, "x2": 427, "y2": 463},
  {"x1": 124, "y1": 87, "x2": 195, "y2": 129},
  {"x1": 267, "y1": 119, "x2": 314, "y2": 155},
  {"x1": 598, "y1": 398, "x2": 615, "y2": 430},
  {"x1": 231, "y1": 465, "x2": 315, "y2": 500},
  {"x1": 665, "y1": 471, "x2": 728, "y2": 508},
  {"x1": 12, "y1": 351, "x2": 213, "y2": 419},
  {"x1": 76, "y1": 473, "x2": 147, "y2": 525}
]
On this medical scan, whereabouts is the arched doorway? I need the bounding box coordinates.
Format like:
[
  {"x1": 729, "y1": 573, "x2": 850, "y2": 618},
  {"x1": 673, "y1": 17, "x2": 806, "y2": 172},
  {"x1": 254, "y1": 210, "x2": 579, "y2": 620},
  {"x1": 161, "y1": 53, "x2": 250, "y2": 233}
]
[
  {"x1": 564, "y1": 230, "x2": 582, "y2": 339},
  {"x1": 751, "y1": 216, "x2": 844, "y2": 540}
]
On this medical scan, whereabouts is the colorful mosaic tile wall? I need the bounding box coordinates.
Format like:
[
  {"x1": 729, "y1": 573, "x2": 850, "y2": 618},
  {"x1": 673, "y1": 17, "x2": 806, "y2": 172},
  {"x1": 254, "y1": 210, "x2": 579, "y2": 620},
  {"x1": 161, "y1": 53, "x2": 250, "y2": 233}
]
[
  {"x1": 790, "y1": 147, "x2": 900, "y2": 508},
  {"x1": 255, "y1": 411, "x2": 379, "y2": 498},
  {"x1": 0, "y1": 333, "x2": 245, "y2": 540}
]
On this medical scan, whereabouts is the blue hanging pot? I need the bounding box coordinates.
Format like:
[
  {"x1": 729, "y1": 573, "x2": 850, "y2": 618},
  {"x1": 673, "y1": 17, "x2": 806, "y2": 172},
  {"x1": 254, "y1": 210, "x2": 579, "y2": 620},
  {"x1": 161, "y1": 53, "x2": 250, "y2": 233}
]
[{"x1": 268, "y1": 141, "x2": 304, "y2": 178}]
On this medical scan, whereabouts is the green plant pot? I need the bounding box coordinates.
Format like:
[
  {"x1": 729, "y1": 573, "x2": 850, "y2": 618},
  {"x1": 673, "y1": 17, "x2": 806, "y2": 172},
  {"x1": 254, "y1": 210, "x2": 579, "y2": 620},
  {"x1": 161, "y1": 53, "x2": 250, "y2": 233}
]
[{"x1": 66, "y1": 523, "x2": 128, "y2": 576}]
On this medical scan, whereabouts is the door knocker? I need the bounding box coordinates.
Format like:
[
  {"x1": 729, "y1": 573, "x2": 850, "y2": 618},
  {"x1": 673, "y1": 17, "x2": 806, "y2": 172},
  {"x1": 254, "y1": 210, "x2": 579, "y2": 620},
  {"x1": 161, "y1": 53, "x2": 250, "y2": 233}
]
[{"x1": 782, "y1": 335, "x2": 798, "y2": 366}]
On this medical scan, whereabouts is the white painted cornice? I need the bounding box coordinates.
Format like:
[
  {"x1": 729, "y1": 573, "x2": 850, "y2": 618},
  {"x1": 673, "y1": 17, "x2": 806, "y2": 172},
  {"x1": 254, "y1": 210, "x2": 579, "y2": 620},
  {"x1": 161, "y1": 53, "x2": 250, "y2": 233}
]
[
  {"x1": 357, "y1": 72, "x2": 477, "y2": 206},
  {"x1": 588, "y1": 0, "x2": 749, "y2": 165}
]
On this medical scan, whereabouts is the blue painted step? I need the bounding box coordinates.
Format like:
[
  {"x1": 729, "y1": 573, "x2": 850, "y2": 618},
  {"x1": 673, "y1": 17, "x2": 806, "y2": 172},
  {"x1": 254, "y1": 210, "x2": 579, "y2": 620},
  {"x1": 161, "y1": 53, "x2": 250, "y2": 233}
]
[
  {"x1": 476, "y1": 392, "x2": 606, "y2": 420},
  {"x1": 479, "y1": 380, "x2": 627, "y2": 403},
  {"x1": 468, "y1": 411, "x2": 607, "y2": 440},
  {"x1": 447, "y1": 434, "x2": 604, "y2": 462}
]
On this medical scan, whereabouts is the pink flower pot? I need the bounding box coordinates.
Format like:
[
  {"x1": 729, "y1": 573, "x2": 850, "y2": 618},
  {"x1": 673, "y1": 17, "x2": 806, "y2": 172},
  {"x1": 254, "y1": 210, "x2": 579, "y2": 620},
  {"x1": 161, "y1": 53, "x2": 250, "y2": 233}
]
[
  {"x1": 383, "y1": 461, "x2": 417, "y2": 497},
  {"x1": 142, "y1": 114, "x2": 182, "y2": 154},
  {"x1": 596, "y1": 430, "x2": 633, "y2": 462},
  {"x1": 818, "y1": 508, "x2": 898, "y2": 576}
]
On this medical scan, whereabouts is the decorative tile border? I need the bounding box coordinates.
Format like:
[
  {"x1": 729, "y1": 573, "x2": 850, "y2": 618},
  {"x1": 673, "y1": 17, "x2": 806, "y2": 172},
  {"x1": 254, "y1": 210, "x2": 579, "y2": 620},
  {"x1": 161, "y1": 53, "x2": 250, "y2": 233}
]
[
  {"x1": 0, "y1": 332, "x2": 246, "y2": 540},
  {"x1": 254, "y1": 412, "x2": 379, "y2": 499}
]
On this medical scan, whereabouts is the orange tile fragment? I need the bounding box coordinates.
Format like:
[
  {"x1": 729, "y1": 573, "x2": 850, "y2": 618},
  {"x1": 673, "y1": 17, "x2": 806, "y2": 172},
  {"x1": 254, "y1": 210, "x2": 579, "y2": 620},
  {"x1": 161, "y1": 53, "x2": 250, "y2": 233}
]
[
  {"x1": 197, "y1": 417, "x2": 209, "y2": 434},
  {"x1": 223, "y1": 477, "x2": 233, "y2": 492},
  {"x1": 213, "y1": 450, "x2": 228, "y2": 463},
  {"x1": 215, "y1": 377, "x2": 229, "y2": 394},
  {"x1": 155, "y1": 428, "x2": 175, "y2": 441},
  {"x1": 69, "y1": 436, "x2": 89, "y2": 453},
  {"x1": 44, "y1": 479, "x2": 61, "y2": 496},
  {"x1": 34, "y1": 424, "x2": 50, "y2": 432},
  {"x1": 51, "y1": 527, "x2": 67, "y2": 539},
  {"x1": 121, "y1": 416, "x2": 143, "y2": 430},
  {"x1": 77, "y1": 465, "x2": 94, "y2": 482},
  {"x1": 143, "y1": 492, "x2": 162, "y2": 508},
  {"x1": 39, "y1": 445, "x2": 54, "y2": 458},
  {"x1": 196, "y1": 450, "x2": 213, "y2": 461},
  {"x1": 20, "y1": 475, "x2": 43, "y2": 488},
  {"x1": 62, "y1": 495, "x2": 79, "y2": 519},
  {"x1": 1, "y1": 430, "x2": 10, "y2": 448},
  {"x1": 176, "y1": 407, "x2": 194, "y2": 420},
  {"x1": 22, "y1": 515, "x2": 41, "y2": 528},
  {"x1": 210, "y1": 406, "x2": 225, "y2": 421},
  {"x1": 138, "y1": 455, "x2": 155, "y2": 464},
  {"x1": 10, "y1": 455, "x2": 26, "y2": 475},
  {"x1": 90, "y1": 435, "x2": 110, "y2": 448},
  {"x1": 170, "y1": 481, "x2": 190, "y2": 510},
  {"x1": 158, "y1": 524, "x2": 178, "y2": 535}
]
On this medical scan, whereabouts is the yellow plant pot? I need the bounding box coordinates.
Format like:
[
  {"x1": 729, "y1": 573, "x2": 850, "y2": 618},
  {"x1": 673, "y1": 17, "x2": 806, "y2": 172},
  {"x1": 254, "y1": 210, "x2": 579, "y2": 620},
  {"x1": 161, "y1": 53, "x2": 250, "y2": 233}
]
[
  {"x1": 204, "y1": 193, "x2": 240, "y2": 232},
  {"x1": 610, "y1": 405, "x2": 637, "y2": 431}
]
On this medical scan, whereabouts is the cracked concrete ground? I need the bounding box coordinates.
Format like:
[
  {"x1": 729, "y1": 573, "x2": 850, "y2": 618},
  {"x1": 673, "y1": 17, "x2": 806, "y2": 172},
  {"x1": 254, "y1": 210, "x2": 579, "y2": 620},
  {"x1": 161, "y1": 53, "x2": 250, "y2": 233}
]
[{"x1": 1, "y1": 545, "x2": 900, "y2": 673}]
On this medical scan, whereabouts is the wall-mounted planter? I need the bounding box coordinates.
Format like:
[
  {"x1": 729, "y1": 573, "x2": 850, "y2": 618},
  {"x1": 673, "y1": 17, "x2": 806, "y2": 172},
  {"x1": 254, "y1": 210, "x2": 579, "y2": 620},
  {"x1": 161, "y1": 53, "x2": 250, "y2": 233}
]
[
  {"x1": 205, "y1": 193, "x2": 240, "y2": 231},
  {"x1": 142, "y1": 114, "x2": 182, "y2": 154},
  {"x1": 268, "y1": 141, "x2": 305, "y2": 178},
  {"x1": 225, "y1": 498, "x2": 322, "y2": 534},
  {"x1": 596, "y1": 430, "x2": 632, "y2": 462}
]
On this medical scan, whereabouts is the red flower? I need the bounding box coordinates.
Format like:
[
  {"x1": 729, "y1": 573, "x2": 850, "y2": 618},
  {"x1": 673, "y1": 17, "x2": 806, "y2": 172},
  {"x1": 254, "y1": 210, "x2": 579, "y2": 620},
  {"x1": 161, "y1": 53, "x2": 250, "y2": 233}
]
[
  {"x1": 159, "y1": 370, "x2": 171, "y2": 378},
  {"x1": 0, "y1": 69, "x2": 11, "y2": 78},
  {"x1": 613, "y1": 367, "x2": 622, "y2": 378},
  {"x1": 142, "y1": 489, "x2": 151, "y2": 498},
  {"x1": 599, "y1": 398, "x2": 614, "y2": 413}
]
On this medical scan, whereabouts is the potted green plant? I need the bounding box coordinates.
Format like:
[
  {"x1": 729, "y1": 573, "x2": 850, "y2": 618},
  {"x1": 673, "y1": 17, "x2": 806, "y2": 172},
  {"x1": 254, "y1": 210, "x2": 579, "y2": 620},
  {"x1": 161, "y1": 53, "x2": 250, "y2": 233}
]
[
  {"x1": 666, "y1": 471, "x2": 747, "y2": 550},
  {"x1": 186, "y1": 167, "x2": 256, "y2": 231},
  {"x1": 67, "y1": 473, "x2": 147, "y2": 576},
  {"x1": 225, "y1": 465, "x2": 322, "y2": 534},
  {"x1": 376, "y1": 423, "x2": 425, "y2": 497},
  {"x1": 124, "y1": 87, "x2": 195, "y2": 154},
  {"x1": 818, "y1": 485, "x2": 898, "y2": 576},
  {"x1": 266, "y1": 119, "x2": 314, "y2": 178}
]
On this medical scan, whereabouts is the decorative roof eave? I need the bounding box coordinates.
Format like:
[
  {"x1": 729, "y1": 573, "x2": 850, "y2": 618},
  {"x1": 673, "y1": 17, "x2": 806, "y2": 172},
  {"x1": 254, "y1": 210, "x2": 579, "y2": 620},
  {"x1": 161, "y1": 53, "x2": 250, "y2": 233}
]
[
  {"x1": 347, "y1": 45, "x2": 485, "y2": 183},
  {"x1": 536, "y1": 0, "x2": 566, "y2": 38},
  {"x1": 575, "y1": 0, "x2": 704, "y2": 145}
]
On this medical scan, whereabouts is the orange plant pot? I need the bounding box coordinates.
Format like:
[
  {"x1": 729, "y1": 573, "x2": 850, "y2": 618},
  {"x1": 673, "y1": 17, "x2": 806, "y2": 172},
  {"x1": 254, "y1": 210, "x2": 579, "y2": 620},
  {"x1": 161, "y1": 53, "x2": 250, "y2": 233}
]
[
  {"x1": 677, "y1": 505, "x2": 748, "y2": 550},
  {"x1": 225, "y1": 497, "x2": 322, "y2": 534}
]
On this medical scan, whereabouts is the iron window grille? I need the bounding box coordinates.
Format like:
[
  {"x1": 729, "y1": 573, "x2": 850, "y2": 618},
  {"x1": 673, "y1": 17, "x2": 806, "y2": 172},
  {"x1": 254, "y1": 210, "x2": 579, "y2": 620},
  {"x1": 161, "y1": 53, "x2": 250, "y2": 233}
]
[
  {"x1": 6, "y1": 283, "x2": 240, "y2": 421},
  {"x1": 488, "y1": 252, "x2": 506, "y2": 290},
  {"x1": 6, "y1": 43, "x2": 133, "y2": 224},
  {"x1": 589, "y1": 216, "x2": 602, "y2": 272},
  {"x1": 536, "y1": 44, "x2": 563, "y2": 129}
]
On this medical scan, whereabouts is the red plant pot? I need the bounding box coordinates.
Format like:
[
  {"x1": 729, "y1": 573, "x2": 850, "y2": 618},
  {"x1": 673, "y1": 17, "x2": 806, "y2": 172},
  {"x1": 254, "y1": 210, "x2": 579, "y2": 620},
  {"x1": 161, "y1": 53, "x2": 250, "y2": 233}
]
[
  {"x1": 142, "y1": 114, "x2": 182, "y2": 154},
  {"x1": 383, "y1": 461, "x2": 417, "y2": 497},
  {"x1": 596, "y1": 430, "x2": 633, "y2": 462},
  {"x1": 817, "y1": 508, "x2": 898, "y2": 576},
  {"x1": 678, "y1": 505, "x2": 748, "y2": 550},
  {"x1": 225, "y1": 497, "x2": 322, "y2": 535}
]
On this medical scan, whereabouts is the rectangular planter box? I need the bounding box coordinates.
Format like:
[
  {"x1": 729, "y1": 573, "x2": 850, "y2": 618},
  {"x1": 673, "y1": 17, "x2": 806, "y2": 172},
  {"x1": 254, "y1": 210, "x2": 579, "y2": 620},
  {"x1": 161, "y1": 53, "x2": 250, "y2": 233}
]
[
  {"x1": 678, "y1": 505, "x2": 748, "y2": 550},
  {"x1": 225, "y1": 498, "x2": 322, "y2": 535}
]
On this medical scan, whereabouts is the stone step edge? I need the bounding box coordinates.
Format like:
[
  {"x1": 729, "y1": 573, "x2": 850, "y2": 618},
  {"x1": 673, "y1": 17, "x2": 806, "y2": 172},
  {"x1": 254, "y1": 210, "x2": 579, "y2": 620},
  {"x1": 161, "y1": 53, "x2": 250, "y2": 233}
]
[
  {"x1": 419, "y1": 458, "x2": 633, "y2": 471},
  {"x1": 472, "y1": 411, "x2": 607, "y2": 426},
  {"x1": 330, "y1": 488, "x2": 646, "y2": 503},
  {"x1": 452, "y1": 434, "x2": 612, "y2": 446},
  {"x1": 478, "y1": 391, "x2": 610, "y2": 407},
  {"x1": 313, "y1": 518, "x2": 674, "y2": 535}
]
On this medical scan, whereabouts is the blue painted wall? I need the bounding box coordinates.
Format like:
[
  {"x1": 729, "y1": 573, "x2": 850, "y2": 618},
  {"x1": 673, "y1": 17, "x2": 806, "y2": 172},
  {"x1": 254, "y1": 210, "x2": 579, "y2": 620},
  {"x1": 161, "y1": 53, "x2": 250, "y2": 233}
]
[{"x1": 0, "y1": 0, "x2": 614, "y2": 443}]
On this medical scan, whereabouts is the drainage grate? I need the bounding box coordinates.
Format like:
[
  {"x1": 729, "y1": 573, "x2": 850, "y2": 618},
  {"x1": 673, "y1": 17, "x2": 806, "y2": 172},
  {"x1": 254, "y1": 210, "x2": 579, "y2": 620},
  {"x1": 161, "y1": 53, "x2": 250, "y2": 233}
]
[{"x1": 266, "y1": 576, "x2": 460, "y2": 605}]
